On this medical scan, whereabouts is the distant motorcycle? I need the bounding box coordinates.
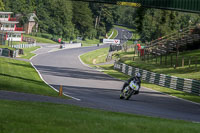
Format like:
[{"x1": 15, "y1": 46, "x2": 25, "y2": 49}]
[{"x1": 120, "y1": 80, "x2": 139, "y2": 100}]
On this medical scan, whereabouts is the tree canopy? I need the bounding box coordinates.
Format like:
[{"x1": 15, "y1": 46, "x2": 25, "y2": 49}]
[
  {"x1": 114, "y1": 5, "x2": 200, "y2": 42},
  {"x1": 2, "y1": 0, "x2": 115, "y2": 40},
  {"x1": 0, "y1": 0, "x2": 4, "y2": 11},
  {"x1": 2, "y1": 0, "x2": 200, "y2": 42}
]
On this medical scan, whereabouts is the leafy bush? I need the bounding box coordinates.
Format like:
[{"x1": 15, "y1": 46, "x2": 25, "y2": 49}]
[
  {"x1": 41, "y1": 33, "x2": 53, "y2": 39},
  {"x1": 34, "y1": 33, "x2": 42, "y2": 37}
]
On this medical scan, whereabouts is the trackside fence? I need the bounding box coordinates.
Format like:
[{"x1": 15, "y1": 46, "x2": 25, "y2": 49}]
[
  {"x1": 10, "y1": 43, "x2": 36, "y2": 49},
  {"x1": 114, "y1": 61, "x2": 200, "y2": 96}
]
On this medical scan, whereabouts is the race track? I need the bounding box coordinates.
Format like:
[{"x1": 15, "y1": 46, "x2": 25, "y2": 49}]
[{"x1": 31, "y1": 43, "x2": 200, "y2": 122}]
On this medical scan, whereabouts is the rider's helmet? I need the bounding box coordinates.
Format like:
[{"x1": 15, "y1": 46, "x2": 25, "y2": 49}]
[{"x1": 136, "y1": 72, "x2": 141, "y2": 78}]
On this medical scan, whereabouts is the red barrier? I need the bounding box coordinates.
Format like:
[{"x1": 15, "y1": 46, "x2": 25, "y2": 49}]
[
  {"x1": 15, "y1": 27, "x2": 23, "y2": 31},
  {"x1": 8, "y1": 18, "x2": 17, "y2": 21}
]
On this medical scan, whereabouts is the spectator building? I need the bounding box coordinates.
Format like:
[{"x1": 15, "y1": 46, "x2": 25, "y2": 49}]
[{"x1": 0, "y1": 11, "x2": 25, "y2": 43}]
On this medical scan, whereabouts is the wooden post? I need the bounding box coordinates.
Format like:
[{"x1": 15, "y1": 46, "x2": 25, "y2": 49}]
[
  {"x1": 156, "y1": 55, "x2": 157, "y2": 64},
  {"x1": 195, "y1": 57, "x2": 197, "y2": 70},
  {"x1": 182, "y1": 56, "x2": 184, "y2": 67},
  {"x1": 139, "y1": 50, "x2": 141, "y2": 60},
  {"x1": 145, "y1": 54, "x2": 148, "y2": 62},
  {"x1": 176, "y1": 53, "x2": 178, "y2": 68},
  {"x1": 59, "y1": 85, "x2": 63, "y2": 96},
  {"x1": 8, "y1": 39, "x2": 10, "y2": 46},
  {"x1": 160, "y1": 55, "x2": 162, "y2": 65},
  {"x1": 189, "y1": 57, "x2": 191, "y2": 68},
  {"x1": 171, "y1": 55, "x2": 173, "y2": 67},
  {"x1": 165, "y1": 54, "x2": 167, "y2": 65},
  {"x1": 176, "y1": 44, "x2": 179, "y2": 68}
]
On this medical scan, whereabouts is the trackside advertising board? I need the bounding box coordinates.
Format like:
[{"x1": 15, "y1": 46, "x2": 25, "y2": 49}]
[{"x1": 103, "y1": 39, "x2": 120, "y2": 44}]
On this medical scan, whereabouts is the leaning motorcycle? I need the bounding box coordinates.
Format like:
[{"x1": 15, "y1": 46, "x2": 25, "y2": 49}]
[{"x1": 120, "y1": 80, "x2": 139, "y2": 100}]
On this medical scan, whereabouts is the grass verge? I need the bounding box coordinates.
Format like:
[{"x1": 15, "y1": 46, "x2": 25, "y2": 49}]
[
  {"x1": 80, "y1": 47, "x2": 109, "y2": 65},
  {"x1": 108, "y1": 28, "x2": 118, "y2": 39},
  {"x1": 18, "y1": 46, "x2": 40, "y2": 59},
  {"x1": 81, "y1": 38, "x2": 100, "y2": 47},
  {"x1": 111, "y1": 28, "x2": 118, "y2": 39},
  {"x1": 0, "y1": 44, "x2": 15, "y2": 51},
  {"x1": 24, "y1": 35, "x2": 57, "y2": 44},
  {"x1": 0, "y1": 100, "x2": 199, "y2": 133},
  {"x1": 117, "y1": 49, "x2": 200, "y2": 80},
  {"x1": 0, "y1": 57, "x2": 66, "y2": 98},
  {"x1": 107, "y1": 28, "x2": 113, "y2": 37}
]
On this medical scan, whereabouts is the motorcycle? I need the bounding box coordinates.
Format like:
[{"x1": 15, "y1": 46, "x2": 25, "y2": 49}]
[{"x1": 120, "y1": 80, "x2": 139, "y2": 100}]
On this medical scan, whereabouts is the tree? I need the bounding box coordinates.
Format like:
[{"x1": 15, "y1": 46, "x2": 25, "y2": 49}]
[
  {"x1": 0, "y1": 0, "x2": 4, "y2": 10},
  {"x1": 89, "y1": 3, "x2": 114, "y2": 38},
  {"x1": 73, "y1": 2, "x2": 94, "y2": 39}
]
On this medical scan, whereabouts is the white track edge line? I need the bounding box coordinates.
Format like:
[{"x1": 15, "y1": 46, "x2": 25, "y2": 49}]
[
  {"x1": 29, "y1": 46, "x2": 43, "y2": 60},
  {"x1": 78, "y1": 54, "x2": 92, "y2": 68},
  {"x1": 30, "y1": 62, "x2": 81, "y2": 101},
  {"x1": 108, "y1": 31, "x2": 114, "y2": 39},
  {"x1": 30, "y1": 48, "x2": 81, "y2": 101},
  {"x1": 114, "y1": 29, "x2": 118, "y2": 39}
]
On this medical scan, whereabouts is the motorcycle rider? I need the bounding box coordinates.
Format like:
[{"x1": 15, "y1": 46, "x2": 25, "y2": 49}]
[{"x1": 121, "y1": 72, "x2": 141, "y2": 94}]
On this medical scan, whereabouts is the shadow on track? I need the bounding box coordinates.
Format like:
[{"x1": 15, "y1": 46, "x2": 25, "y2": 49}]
[{"x1": 35, "y1": 65, "x2": 121, "y2": 81}]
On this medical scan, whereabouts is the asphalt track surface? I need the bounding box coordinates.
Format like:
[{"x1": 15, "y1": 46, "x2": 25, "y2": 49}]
[
  {"x1": 28, "y1": 43, "x2": 200, "y2": 122},
  {"x1": 114, "y1": 27, "x2": 133, "y2": 44}
]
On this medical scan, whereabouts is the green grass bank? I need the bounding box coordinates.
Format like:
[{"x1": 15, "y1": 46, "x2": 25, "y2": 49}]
[
  {"x1": 0, "y1": 57, "x2": 64, "y2": 97},
  {"x1": 80, "y1": 47, "x2": 109, "y2": 65},
  {"x1": 18, "y1": 46, "x2": 40, "y2": 59},
  {"x1": 116, "y1": 49, "x2": 200, "y2": 80},
  {"x1": 107, "y1": 28, "x2": 118, "y2": 39},
  {"x1": 81, "y1": 38, "x2": 100, "y2": 47},
  {"x1": 24, "y1": 35, "x2": 57, "y2": 44},
  {"x1": 0, "y1": 100, "x2": 199, "y2": 133}
]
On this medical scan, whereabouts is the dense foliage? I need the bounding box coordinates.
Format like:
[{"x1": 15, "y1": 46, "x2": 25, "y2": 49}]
[
  {"x1": 0, "y1": 0, "x2": 4, "y2": 10},
  {"x1": 2, "y1": 0, "x2": 200, "y2": 42},
  {"x1": 3, "y1": 0, "x2": 114, "y2": 40},
  {"x1": 115, "y1": 6, "x2": 200, "y2": 42}
]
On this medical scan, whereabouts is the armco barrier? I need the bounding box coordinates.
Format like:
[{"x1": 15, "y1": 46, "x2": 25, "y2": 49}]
[
  {"x1": 114, "y1": 61, "x2": 200, "y2": 96},
  {"x1": 10, "y1": 43, "x2": 36, "y2": 49},
  {"x1": 62, "y1": 43, "x2": 82, "y2": 49}
]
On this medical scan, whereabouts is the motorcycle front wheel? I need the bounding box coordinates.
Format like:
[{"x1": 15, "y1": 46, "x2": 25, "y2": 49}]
[
  {"x1": 120, "y1": 93, "x2": 124, "y2": 99},
  {"x1": 120, "y1": 86, "x2": 128, "y2": 99},
  {"x1": 124, "y1": 89, "x2": 135, "y2": 100}
]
